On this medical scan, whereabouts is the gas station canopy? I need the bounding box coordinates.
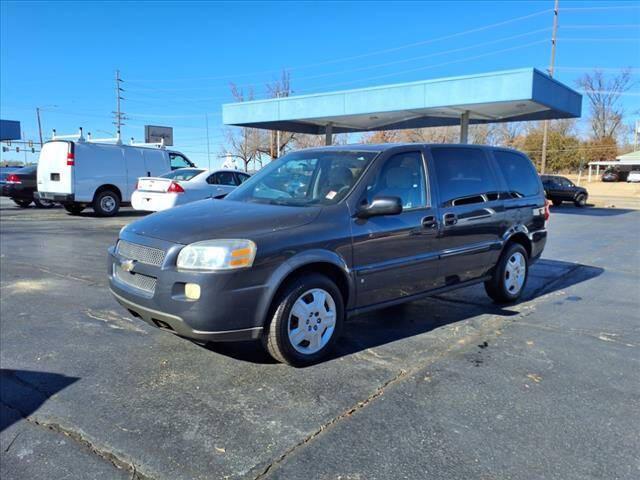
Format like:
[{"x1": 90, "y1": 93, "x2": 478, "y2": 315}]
[{"x1": 223, "y1": 68, "x2": 581, "y2": 143}]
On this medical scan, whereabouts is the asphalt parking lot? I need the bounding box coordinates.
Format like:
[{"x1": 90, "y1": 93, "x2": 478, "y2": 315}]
[{"x1": 1, "y1": 197, "x2": 639, "y2": 480}]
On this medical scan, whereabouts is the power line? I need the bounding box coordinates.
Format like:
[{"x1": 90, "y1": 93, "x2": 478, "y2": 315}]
[
  {"x1": 127, "y1": 7, "x2": 553, "y2": 84},
  {"x1": 127, "y1": 27, "x2": 552, "y2": 96}
]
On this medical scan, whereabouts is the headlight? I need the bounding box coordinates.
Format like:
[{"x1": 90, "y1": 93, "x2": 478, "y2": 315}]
[{"x1": 177, "y1": 239, "x2": 257, "y2": 271}]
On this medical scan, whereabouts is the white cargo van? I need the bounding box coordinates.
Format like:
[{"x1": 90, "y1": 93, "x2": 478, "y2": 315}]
[{"x1": 36, "y1": 137, "x2": 194, "y2": 216}]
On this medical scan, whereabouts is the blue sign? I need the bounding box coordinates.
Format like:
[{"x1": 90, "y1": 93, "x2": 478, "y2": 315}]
[{"x1": 0, "y1": 120, "x2": 21, "y2": 141}]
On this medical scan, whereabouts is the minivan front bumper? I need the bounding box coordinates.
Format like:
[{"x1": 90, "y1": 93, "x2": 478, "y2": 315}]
[
  {"x1": 108, "y1": 236, "x2": 269, "y2": 342},
  {"x1": 110, "y1": 289, "x2": 263, "y2": 342}
]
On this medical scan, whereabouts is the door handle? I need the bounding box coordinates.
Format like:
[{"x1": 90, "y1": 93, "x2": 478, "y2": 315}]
[
  {"x1": 443, "y1": 213, "x2": 458, "y2": 226},
  {"x1": 422, "y1": 215, "x2": 437, "y2": 229}
]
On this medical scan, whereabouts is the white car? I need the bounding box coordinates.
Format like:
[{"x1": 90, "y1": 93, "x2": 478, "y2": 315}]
[
  {"x1": 131, "y1": 168, "x2": 250, "y2": 212},
  {"x1": 627, "y1": 170, "x2": 640, "y2": 183}
]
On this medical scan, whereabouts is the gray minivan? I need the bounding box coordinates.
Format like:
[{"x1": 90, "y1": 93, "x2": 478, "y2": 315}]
[{"x1": 109, "y1": 144, "x2": 548, "y2": 365}]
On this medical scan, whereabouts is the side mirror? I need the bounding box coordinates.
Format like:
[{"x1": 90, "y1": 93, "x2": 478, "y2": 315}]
[{"x1": 357, "y1": 196, "x2": 403, "y2": 219}]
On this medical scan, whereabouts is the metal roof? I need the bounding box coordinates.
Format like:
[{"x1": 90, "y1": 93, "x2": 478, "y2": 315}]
[{"x1": 223, "y1": 68, "x2": 582, "y2": 134}]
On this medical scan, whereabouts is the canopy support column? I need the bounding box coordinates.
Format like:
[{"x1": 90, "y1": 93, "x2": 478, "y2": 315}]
[
  {"x1": 325, "y1": 123, "x2": 333, "y2": 145},
  {"x1": 588, "y1": 164, "x2": 592, "y2": 182},
  {"x1": 460, "y1": 111, "x2": 470, "y2": 144}
]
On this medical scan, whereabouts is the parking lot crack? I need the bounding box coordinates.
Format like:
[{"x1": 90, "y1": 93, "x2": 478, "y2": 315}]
[
  {"x1": 252, "y1": 369, "x2": 408, "y2": 480},
  {"x1": 0, "y1": 398, "x2": 154, "y2": 480}
]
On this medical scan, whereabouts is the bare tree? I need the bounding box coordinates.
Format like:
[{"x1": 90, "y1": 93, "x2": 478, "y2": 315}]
[
  {"x1": 259, "y1": 70, "x2": 296, "y2": 160},
  {"x1": 577, "y1": 68, "x2": 633, "y2": 141},
  {"x1": 492, "y1": 122, "x2": 524, "y2": 147},
  {"x1": 224, "y1": 84, "x2": 262, "y2": 171}
]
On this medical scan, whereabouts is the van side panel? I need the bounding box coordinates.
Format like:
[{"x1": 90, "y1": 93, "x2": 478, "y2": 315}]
[
  {"x1": 124, "y1": 148, "x2": 148, "y2": 200},
  {"x1": 143, "y1": 150, "x2": 170, "y2": 178},
  {"x1": 75, "y1": 143, "x2": 127, "y2": 202},
  {"x1": 37, "y1": 141, "x2": 73, "y2": 195}
]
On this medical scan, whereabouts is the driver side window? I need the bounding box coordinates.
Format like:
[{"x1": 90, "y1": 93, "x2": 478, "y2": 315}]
[
  {"x1": 170, "y1": 153, "x2": 191, "y2": 170},
  {"x1": 365, "y1": 152, "x2": 427, "y2": 210}
]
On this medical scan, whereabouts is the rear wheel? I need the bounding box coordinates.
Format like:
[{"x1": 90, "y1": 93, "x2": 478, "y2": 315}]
[
  {"x1": 33, "y1": 197, "x2": 55, "y2": 208},
  {"x1": 574, "y1": 194, "x2": 586, "y2": 207},
  {"x1": 93, "y1": 190, "x2": 120, "y2": 217},
  {"x1": 64, "y1": 203, "x2": 85, "y2": 215},
  {"x1": 263, "y1": 273, "x2": 344, "y2": 366},
  {"x1": 12, "y1": 198, "x2": 32, "y2": 208},
  {"x1": 552, "y1": 199, "x2": 562, "y2": 207},
  {"x1": 485, "y1": 243, "x2": 529, "y2": 304}
]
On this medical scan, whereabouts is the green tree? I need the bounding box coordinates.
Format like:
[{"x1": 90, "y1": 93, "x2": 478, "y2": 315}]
[{"x1": 521, "y1": 124, "x2": 582, "y2": 172}]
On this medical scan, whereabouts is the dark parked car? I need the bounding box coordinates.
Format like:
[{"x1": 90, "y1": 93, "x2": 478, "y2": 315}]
[
  {"x1": 602, "y1": 169, "x2": 628, "y2": 182},
  {"x1": 0, "y1": 165, "x2": 54, "y2": 208},
  {"x1": 109, "y1": 144, "x2": 549, "y2": 365},
  {"x1": 540, "y1": 175, "x2": 588, "y2": 207}
]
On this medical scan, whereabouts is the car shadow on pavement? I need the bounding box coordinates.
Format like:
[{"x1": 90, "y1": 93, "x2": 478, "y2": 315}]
[
  {"x1": 203, "y1": 259, "x2": 604, "y2": 366},
  {"x1": 0, "y1": 369, "x2": 79, "y2": 432},
  {"x1": 551, "y1": 205, "x2": 637, "y2": 216}
]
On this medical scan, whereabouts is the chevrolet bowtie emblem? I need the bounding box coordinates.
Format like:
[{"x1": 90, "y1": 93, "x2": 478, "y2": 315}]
[{"x1": 121, "y1": 259, "x2": 136, "y2": 272}]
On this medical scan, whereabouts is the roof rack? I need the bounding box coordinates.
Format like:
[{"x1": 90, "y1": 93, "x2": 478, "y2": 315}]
[{"x1": 129, "y1": 137, "x2": 166, "y2": 149}]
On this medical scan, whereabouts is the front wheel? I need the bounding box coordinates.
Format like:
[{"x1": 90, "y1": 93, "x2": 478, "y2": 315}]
[
  {"x1": 263, "y1": 274, "x2": 344, "y2": 366},
  {"x1": 12, "y1": 198, "x2": 32, "y2": 208},
  {"x1": 485, "y1": 243, "x2": 529, "y2": 304},
  {"x1": 574, "y1": 194, "x2": 587, "y2": 207},
  {"x1": 93, "y1": 190, "x2": 120, "y2": 217}
]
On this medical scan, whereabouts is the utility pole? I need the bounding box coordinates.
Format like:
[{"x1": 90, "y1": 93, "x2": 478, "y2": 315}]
[
  {"x1": 205, "y1": 113, "x2": 211, "y2": 170},
  {"x1": 36, "y1": 108, "x2": 43, "y2": 147},
  {"x1": 540, "y1": 0, "x2": 559, "y2": 174},
  {"x1": 275, "y1": 92, "x2": 281, "y2": 158},
  {"x1": 113, "y1": 70, "x2": 127, "y2": 142}
]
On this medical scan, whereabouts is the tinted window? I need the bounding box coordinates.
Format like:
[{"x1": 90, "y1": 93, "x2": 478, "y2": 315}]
[
  {"x1": 494, "y1": 151, "x2": 540, "y2": 198},
  {"x1": 235, "y1": 173, "x2": 250, "y2": 184},
  {"x1": 208, "y1": 171, "x2": 238, "y2": 186},
  {"x1": 365, "y1": 151, "x2": 427, "y2": 209},
  {"x1": 161, "y1": 168, "x2": 204, "y2": 181},
  {"x1": 431, "y1": 148, "x2": 498, "y2": 205}
]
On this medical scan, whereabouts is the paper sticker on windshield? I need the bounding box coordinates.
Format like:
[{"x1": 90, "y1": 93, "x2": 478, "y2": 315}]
[{"x1": 326, "y1": 191, "x2": 337, "y2": 200}]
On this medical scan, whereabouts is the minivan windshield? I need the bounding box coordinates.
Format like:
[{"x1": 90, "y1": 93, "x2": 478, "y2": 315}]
[{"x1": 226, "y1": 150, "x2": 378, "y2": 206}]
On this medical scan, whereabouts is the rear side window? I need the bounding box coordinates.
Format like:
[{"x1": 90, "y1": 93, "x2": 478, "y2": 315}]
[
  {"x1": 494, "y1": 151, "x2": 540, "y2": 198},
  {"x1": 430, "y1": 148, "x2": 498, "y2": 206},
  {"x1": 235, "y1": 173, "x2": 250, "y2": 184},
  {"x1": 208, "y1": 171, "x2": 238, "y2": 186}
]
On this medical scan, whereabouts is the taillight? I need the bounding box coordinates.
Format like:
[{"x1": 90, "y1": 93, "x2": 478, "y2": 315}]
[
  {"x1": 6, "y1": 173, "x2": 21, "y2": 184},
  {"x1": 167, "y1": 181, "x2": 184, "y2": 193},
  {"x1": 134, "y1": 180, "x2": 139, "y2": 190},
  {"x1": 66, "y1": 152, "x2": 75, "y2": 166},
  {"x1": 544, "y1": 200, "x2": 551, "y2": 222}
]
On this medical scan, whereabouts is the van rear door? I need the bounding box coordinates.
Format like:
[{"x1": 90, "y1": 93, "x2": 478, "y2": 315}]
[{"x1": 37, "y1": 141, "x2": 74, "y2": 195}]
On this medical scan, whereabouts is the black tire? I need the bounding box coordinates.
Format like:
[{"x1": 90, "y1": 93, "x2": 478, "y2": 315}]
[
  {"x1": 263, "y1": 273, "x2": 344, "y2": 366},
  {"x1": 93, "y1": 190, "x2": 120, "y2": 217},
  {"x1": 552, "y1": 199, "x2": 562, "y2": 207},
  {"x1": 574, "y1": 194, "x2": 586, "y2": 208},
  {"x1": 484, "y1": 243, "x2": 529, "y2": 304},
  {"x1": 12, "y1": 198, "x2": 32, "y2": 208},
  {"x1": 64, "y1": 203, "x2": 85, "y2": 215},
  {"x1": 33, "y1": 197, "x2": 55, "y2": 208}
]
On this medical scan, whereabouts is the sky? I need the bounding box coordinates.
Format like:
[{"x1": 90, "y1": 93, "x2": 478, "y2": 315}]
[{"x1": 1, "y1": 0, "x2": 639, "y2": 169}]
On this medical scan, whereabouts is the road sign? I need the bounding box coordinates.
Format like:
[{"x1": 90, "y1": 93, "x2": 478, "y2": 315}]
[{"x1": 144, "y1": 125, "x2": 173, "y2": 146}]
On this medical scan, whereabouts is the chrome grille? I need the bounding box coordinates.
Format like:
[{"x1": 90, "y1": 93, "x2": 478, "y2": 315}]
[
  {"x1": 116, "y1": 240, "x2": 165, "y2": 267},
  {"x1": 114, "y1": 264, "x2": 157, "y2": 295}
]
